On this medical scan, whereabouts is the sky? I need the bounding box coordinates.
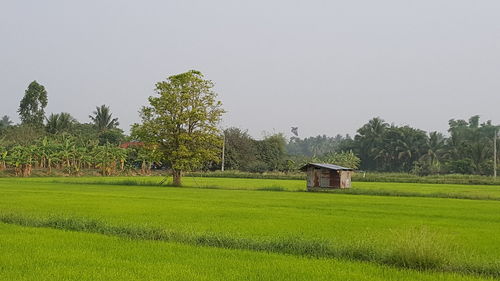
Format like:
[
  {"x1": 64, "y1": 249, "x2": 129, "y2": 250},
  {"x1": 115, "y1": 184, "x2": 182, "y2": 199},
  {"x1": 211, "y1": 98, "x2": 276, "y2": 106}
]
[{"x1": 1, "y1": 0, "x2": 499, "y2": 139}]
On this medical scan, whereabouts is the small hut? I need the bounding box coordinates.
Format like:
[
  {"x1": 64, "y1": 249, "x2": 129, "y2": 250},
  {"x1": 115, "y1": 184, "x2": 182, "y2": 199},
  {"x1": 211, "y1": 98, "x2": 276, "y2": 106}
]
[{"x1": 300, "y1": 163, "x2": 353, "y2": 190}]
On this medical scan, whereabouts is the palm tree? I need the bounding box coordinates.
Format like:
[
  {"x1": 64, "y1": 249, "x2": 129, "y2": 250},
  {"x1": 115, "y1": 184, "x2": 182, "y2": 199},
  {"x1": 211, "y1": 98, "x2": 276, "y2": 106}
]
[
  {"x1": 420, "y1": 132, "x2": 445, "y2": 166},
  {"x1": 0, "y1": 115, "x2": 13, "y2": 127},
  {"x1": 89, "y1": 105, "x2": 119, "y2": 131},
  {"x1": 355, "y1": 117, "x2": 389, "y2": 170},
  {"x1": 0, "y1": 115, "x2": 13, "y2": 133},
  {"x1": 46, "y1": 113, "x2": 77, "y2": 134}
]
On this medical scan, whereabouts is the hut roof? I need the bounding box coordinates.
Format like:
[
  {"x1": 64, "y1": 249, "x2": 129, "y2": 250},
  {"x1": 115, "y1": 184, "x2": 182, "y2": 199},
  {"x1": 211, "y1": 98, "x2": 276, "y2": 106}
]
[{"x1": 300, "y1": 163, "x2": 354, "y2": 171}]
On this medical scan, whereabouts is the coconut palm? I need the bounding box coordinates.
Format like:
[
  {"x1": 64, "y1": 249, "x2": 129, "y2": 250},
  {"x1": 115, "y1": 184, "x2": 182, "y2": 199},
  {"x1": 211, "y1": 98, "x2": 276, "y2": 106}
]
[
  {"x1": 89, "y1": 105, "x2": 119, "y2": 131},
  {"x1": 419, "y1": 132, "x2": 446, "y2": 170},
  {"x1": 0, "y1": 116, "x2": 13, "y2": 134},
  {"x1": 0, "y1": 115, "x2": 13, "y2": 127},
  {"x1": 46, "y1": 112, "x2": 77, "y2": 134},
  {"x1": 355, "y1": 117, "x2": 389, "y2": 170}
]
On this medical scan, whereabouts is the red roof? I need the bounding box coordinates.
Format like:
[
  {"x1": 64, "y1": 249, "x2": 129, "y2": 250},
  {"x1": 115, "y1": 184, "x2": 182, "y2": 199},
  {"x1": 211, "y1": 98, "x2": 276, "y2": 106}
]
[{"x1": 120, "y1": 141, "x2": 144, "y2": 149}]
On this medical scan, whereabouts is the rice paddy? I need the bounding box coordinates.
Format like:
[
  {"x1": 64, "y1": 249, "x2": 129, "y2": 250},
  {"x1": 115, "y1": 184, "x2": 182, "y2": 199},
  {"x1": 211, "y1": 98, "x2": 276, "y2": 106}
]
[{"x1": 0, "y1": 177, "x2": 499, "y2": 280}]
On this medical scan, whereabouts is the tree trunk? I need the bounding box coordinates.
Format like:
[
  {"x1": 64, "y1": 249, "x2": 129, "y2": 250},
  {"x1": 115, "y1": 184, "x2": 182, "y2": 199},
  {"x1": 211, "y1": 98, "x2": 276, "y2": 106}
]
[{"x1": 172, "y1": 169, "x2": 182, "y2": 186}]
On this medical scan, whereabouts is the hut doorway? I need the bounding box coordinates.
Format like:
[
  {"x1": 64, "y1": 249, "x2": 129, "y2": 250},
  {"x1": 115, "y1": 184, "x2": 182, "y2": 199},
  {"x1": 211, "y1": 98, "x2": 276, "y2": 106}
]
[
  {"x1": 330, "y1": 170, "x2": 340, "y2": 187},
  {"x1": 313, "y1": 168, "x2": 320, "y2": 187}
]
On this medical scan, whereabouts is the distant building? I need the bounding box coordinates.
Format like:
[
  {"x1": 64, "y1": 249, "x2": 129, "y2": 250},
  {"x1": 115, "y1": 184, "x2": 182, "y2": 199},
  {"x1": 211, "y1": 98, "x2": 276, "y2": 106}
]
[
  {"x1": 300, "y1": 163, "x2": 353, "y2": 190},
  {"x1": 119, "y1": 141, "x2": 144, "y2": 149}
]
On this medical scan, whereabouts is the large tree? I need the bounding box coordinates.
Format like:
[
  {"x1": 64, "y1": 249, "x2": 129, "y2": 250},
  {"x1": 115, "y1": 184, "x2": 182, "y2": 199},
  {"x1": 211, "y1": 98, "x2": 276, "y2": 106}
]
[
  {"x1": 446, "y1": 116, "x2": 498, "y2": 175},
  {"x1": 353, "y1": 117, "x2": 389, "y2": 170},
  {"x1": 222, "y1": 127, "x2": 258, "y2": 171},
  {"x1": 18, "y1": 81, "x2": 48, "y2": 127},
  {"x1": 132, "y1": 70, "x2": 225, "y2": 186},
  {"x1": 89, "y1": 105, "x2": 119, "y2": 131}
]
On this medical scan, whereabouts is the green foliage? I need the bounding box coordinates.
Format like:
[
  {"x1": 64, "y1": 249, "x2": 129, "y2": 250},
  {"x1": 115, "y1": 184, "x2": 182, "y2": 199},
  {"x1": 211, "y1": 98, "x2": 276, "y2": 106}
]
[
  {"x1": 0, "y1": 115, "x2": 13, "y2": 135},
  {"x1": 0, "y1": 125, "x2": 46, "y2": 145},
  {"x1": 93, "y1": 143, "x2": 127, "y2": 176},
  {"x1": 0, "y1": 134, "x2": 129, "y2": 176},
  {"x1": 18, "y1": 81, "x2": 48, "y2": 127},
  {"x1": 98, "y1": 128, "x2": 125, "y2": 145},
  {"x1": 89, "y1": 104, "x2": 119, "y2": 131},
  {"x1": 132, "y1": 70, "x2": 225, "y2": 185},
  {"x1": 45, "y1": 112, "x2": 77, "y2": 134},
  {"x1": 327, "y1": 115, "x2": 500, "y2": 175},
  {"x1": 352, "y1": 117, "x2": 388, "y2": 170},
  {"x1": 221, "y1": 127, "x2": 258, "y2": 170},
  {"x1": 287, "y1": 134, "x2": 349, "y2": 157},
  {"x1": 0, "y1": 115, "x2": 13, "y2": 127},
  {"x1": 4, "y1": 78, "x2": 500, "y2": 178},
  {"x1": 69, "y1": 123, "x2": 100, "y2": 143},
  {"x1": 446, "y1": 159, "x2": 475, "y2": 174},
  {"x1": 320, "y1": 150, "x2": 360, "y2": 169},
  {"x1": 445, "y1": 116, "x2": 498, "y2": 175},
  {"x1": 255, "y1": 133, "x2": 287, "y2": 171},
  {"x1": 7, "y1": 145, "x2": 36, "y2": 176},
  {"x1": 219, "y1": 129, "x2": 291, "y2": 173}
]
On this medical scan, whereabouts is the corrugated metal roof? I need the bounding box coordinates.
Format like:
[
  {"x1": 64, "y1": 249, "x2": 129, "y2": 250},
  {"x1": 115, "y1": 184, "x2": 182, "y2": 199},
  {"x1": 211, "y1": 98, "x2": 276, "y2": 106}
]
[{"x1": 300, "y1": 163, "x2": 354, "y2": 171}]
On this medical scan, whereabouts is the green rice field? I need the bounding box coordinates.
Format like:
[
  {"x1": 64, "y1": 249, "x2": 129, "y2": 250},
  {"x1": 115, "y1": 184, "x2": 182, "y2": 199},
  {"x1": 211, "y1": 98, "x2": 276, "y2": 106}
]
[
  {"x1": 42, "y1": 175, "x2": 500, "y2": 200},
  {"x1": 1, "y1": 176, "x2": 499, "y2": 280}
]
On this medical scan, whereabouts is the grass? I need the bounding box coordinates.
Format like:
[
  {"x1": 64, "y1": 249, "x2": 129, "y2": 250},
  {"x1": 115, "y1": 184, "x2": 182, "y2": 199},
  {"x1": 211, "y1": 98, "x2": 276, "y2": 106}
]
[
  {"x1": 1, "y1": 178, "x2": 500, "y2": 278},
  {"x1": 186, "y1": 170, "x2": 500, "y2": 185},
  {"x1": 1, "y1": 223, "x2": 491, "y2": 281},
  {"x1": 5, "y1": 168, "x2": 500, "y2": 185},
  {"x1": 353, "y1": 172, "x2": 500, "y2": 185},
  {"x1": 23, "y1": 176, "x2": 500, "y2": 201},
  {"x1": 0, "y1": 213, "x2": 454, "y2": 271}
]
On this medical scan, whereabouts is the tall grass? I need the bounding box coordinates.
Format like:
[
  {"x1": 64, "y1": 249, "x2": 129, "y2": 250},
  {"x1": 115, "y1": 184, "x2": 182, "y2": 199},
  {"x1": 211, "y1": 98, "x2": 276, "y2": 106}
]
[
  {"x1": 186, "y1": 170, "x2": 305, "y2": 180},
  {"x1": 326, "y1": 188, "x2": 500, "y2": 201},
  {"x1": 43, "y1": 177, "x2": 500, "y2": 201},
  {"x1": 3, "y1": 167, "x2": 500, "y2": 186},
  {"x1": 353, "y1": 173, "x2": 500, "y2": 185},
  {"x1": 0, "y1": 212, "x2": 497, "y2": 278},
  {"x1": 186, "y1": 171, "x2": 500, "y2": 185}
]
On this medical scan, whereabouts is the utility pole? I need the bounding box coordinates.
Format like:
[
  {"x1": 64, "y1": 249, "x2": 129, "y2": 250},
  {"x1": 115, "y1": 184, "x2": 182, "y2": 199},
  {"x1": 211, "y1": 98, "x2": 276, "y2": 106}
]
[
  {"x1": 221, "y1": 133, "x2": 225, "y2": 172},
  {"x1": 494, "y1": 128, "x2": 497, "y2": 178}
]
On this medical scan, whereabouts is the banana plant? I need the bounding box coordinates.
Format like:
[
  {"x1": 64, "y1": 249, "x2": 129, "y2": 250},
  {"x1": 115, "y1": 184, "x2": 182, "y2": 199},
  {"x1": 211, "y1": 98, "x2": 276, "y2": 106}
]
[
  {"x1": 0, "y1": 146, "x2": 7, "y2": 170},
  {"x1": 7, "y1": 145, "x2": 36, "y2": 176}
]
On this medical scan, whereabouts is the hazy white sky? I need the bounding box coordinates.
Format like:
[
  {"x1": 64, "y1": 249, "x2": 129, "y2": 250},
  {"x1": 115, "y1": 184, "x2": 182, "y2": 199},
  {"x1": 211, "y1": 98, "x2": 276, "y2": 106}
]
[{"x1": 1, "y1": 0, "x2": 499, "y2": 138}]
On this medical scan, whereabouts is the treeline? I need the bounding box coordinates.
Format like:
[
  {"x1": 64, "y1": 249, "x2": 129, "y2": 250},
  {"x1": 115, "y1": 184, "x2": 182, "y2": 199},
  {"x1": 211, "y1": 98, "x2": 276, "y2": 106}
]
[
  {"x1": 1, "y1": 80, "x2": 499, "y2": 177},
  {"x1": 286, "y1": 116, "x2": 499, "y2": 176},
  {"x1": 221, "y1": 115, "x2": 499, "y2": 176},
  {"x1": 0, "y1": 81, "x2": 135, "y2": 176},
  {"x1": 0, "y1": 136, "x2": 126, "y2": 176},
  {"x1": 219, "y1": 128, "x2": 359, "y2": 173},
  {"x1": 0, "y1": 127, "x2": 159, "y2": 177}
]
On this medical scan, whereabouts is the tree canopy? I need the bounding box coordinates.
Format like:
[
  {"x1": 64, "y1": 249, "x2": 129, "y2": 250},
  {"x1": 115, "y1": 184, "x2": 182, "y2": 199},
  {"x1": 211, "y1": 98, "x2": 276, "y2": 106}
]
[
  {"x1": 89, "y1": 105, "x2": 119, "y2": 131},
  {"x1": 132, "y1": 70, "x2": 225, "y2": 185},
  {"x1": 46, "y1": 112, "x2": 77, "y2": 134},
  {"x1": 18, "y1": 81, "x2": 48, "y2": 127}
]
